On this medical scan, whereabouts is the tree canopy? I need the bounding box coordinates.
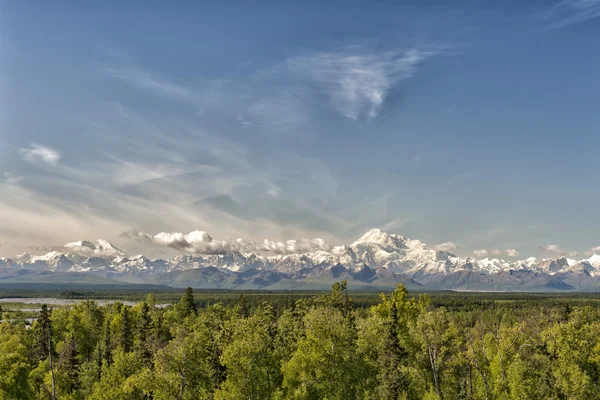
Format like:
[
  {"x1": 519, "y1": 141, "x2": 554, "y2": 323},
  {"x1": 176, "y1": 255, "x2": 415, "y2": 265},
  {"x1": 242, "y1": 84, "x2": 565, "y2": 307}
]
[{"x1": 2, "y1": 283, "x2": 600, "y2": 399}]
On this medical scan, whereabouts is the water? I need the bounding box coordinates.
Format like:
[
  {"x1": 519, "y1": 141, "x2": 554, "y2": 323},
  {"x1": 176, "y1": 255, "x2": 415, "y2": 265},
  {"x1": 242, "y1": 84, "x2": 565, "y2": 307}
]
[{"x1": 0, "y1": 297, "x2": 170, "y2": 308}]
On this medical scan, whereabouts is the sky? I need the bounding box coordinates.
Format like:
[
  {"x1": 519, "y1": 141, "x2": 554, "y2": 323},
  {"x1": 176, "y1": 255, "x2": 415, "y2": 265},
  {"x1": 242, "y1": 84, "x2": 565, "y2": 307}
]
[{"x1": 1, "y1": 1, "x2": 600, "y2": 259}]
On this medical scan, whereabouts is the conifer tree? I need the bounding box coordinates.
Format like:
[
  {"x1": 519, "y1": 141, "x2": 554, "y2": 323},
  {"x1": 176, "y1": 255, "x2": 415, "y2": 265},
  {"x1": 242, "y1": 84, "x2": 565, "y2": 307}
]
[
  {"x1": 119, "y1": 307, "x2": 133, "y2": 353},
  {"x1": 237, "y1": 293, "x2": 250, "y2": 318},
  {"x1": 137, "y1": 302, "x2": 153, "y2": 364},
  {"x1": 33, "y1": 304, "x2": 57, "y2": 399},
  {"x1": 59, "y1": 336, "x2": 79, "y2": 393},
  {"x1": 181, "y1": 287, "x2": 197, "y2": 317},
  {"x1": 103, "y1": 319, "x2": 112, "y2": 367}
]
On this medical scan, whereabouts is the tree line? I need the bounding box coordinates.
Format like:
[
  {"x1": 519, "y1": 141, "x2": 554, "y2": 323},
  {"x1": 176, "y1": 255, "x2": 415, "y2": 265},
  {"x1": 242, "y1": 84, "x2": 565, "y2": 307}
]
[{"x1": 2, "y1": 283, "x2": 600, "y2": 399}]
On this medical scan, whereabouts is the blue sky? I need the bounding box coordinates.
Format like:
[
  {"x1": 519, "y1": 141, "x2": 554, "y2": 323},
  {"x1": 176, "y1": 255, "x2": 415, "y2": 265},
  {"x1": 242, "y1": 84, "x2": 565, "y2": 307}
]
[{"x1": 1, "y1": 1, "x2": 600, "y2": 258}]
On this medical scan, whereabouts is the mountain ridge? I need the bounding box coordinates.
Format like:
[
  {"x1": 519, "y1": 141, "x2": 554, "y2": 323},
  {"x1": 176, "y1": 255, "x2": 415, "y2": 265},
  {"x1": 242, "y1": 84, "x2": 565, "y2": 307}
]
[{"x1": 2, "y1": 228, "x2": 600, "y2": 291}]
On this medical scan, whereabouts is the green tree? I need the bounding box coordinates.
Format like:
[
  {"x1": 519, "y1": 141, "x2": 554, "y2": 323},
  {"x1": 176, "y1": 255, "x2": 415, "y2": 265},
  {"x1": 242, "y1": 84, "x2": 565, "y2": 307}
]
[
  {"x1": 119, "y1": 307, "x2": 133, "y2": 353},
  {"x1": 67, "y1": 300, "x2": 103, "y2": 364},
  {"x1": 31, "y1": 304, "x2": 57, "y2": 400},
  {"x1": 180, "y1": 287, "x2": 197, "y2": 317},
  {"x1": 88, "y1": 351, "x2": 146, "y2": 400},
  {"x1": 215, "y1": 305, "x2": 281, "y2": 400},
  {"x1": 0, "y1": 323, "x2": 32, "y2": 399},
  {"x1": 103, "y1": 319, "x2": 113, "y2": 367},
  {"x1": 136, "y1": 324, "x2": 216, "y2": 399},
  {"x1": 56, "y1": 336, "x2": 79, "y2": 394},
  {"x1": 137, "y1": 302, "x2": 153, "y2": 364},
  {"x1": 411, "y1": 307, "x2": 462, "y2": 400},
  {"x1": 281, "y1": 305, "x2": 365, "y2": 399},
  {"x1": 542, "y1": 314, "x2": 600, "y2": 399},
  {"x1": 358, "y1": 284, "x2": 419, "y2": 399}
]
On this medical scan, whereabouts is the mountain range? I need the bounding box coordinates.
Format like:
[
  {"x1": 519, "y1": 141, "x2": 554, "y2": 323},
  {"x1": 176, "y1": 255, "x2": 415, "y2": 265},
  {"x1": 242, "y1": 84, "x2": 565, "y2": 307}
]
[{"x1": 2, "y1": 229, "x2": 600, "y2": 291}]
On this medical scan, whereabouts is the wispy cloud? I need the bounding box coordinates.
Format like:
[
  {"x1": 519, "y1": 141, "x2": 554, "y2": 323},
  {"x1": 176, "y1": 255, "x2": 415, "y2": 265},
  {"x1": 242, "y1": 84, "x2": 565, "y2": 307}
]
[
  {"x1": 19, "y1": 144, "x2": 61, "y2": 166},
  {"x1": 506, "y1": 248, "x2": 520, "y2": 257},
  {"x1": 539, "y1": 244, "x2": 577, "y2": 257},
  {"x1": 585, "y1": 246, "x2": 600, "y2": 256},
  {"x1": 105, "y1": 43, "x2": 447, "y2": 127},
  {"x1": 0, "y1": 99, "x2": 350, "y2": 255},
  {"x1": 540, "y1": 244, "x2": 563, "y2": 254},
  {"x1": 473, "y1": 248, "x2": 502, "y2": 258},
  {"x1": 121, "y1": 229, "x2": 331, "y2": 255},
  {"x1": 106, "y1": 67, "x2": 191, "y2": 100},
  {"x1": 540, "y1": 0, "x2": 600, "y2": 29},
  {"x1": 434, "y1": 241, "x2": 457, "y2": 252},
  {"x1": 473, "y1": 249, "x2": 489, "y2": 257},
  {"x1": 3, "y1": 172, "x2": 23, "y2": 184},
  {"x1": 287, "y1": 47, "x2": 439, "y2": 120}
]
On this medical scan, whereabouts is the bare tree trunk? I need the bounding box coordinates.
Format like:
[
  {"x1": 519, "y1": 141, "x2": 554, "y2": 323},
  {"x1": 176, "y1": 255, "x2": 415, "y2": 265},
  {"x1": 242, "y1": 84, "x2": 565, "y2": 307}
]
[{"x1": 429, "y1": 347, "x2": 442, "y2": 399}]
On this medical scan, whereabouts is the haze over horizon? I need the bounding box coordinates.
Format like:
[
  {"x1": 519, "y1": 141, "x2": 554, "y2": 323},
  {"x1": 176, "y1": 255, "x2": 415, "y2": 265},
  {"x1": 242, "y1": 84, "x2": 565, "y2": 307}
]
[{"x1": 2, "y1": 1, "x2": 600, "y2": 259}]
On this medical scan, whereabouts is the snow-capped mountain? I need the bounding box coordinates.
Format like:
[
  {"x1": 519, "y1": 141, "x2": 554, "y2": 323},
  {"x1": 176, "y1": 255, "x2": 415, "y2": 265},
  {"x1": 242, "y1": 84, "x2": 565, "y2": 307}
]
[
  {"x1": 2, "y1": 229, "x2": 600, "y2": 291},
  {"x1": 63, "y1": 239, "x2": 125, "y2": 257}
]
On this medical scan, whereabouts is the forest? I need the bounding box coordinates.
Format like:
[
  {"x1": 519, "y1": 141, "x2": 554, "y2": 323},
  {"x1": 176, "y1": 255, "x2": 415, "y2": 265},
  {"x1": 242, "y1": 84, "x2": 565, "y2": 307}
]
[{"x1": 2, "y1": 283, "x2": 600, "y2": 400}]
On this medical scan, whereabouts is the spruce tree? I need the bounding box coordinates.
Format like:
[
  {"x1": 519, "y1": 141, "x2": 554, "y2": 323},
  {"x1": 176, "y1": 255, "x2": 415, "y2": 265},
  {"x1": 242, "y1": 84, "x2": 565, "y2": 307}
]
[
  {"x1": 237, "y1": 293, "x2": 249, "y2": 318},
  {"x1": 34, "y1": 305, "x2": 57, "y2": 362},
  {"x1": 181, "y1": 287, "x2": 197, "y2": 317},
  {"x1": 137, "y1": 302, "x2": 153, "y2": 364},
  {"x1": 59, "y1": 336, "x2": 79, "y2": 393},
  {"x1": 119, "y1": 307, "x2": 133, "y2": 353},
  {"x1": 33, "y1": 304, "x2": 57, "y2": 399},
  {"x1": 378, "y1": 301, "x2": 408, "y2": 399},
  {"x1": 103, "y1": 319, "x2": 112, "y2": 367}
]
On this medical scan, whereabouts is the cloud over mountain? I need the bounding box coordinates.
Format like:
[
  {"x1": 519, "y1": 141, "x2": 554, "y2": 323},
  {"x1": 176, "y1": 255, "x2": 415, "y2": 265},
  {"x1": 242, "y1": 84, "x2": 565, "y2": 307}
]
[
  {"x1": 506, "y1": 248, "x2": 520, "y2": 257},
  {"x1": 434, "y1": 242, "x2": 457, "y2": 251},
  {"x1": 7, "y1": 228, "x2": 600, "y2": 291},
  {"x1": 121, "y1": 229, "x2": 331, "y2": 255},
  {"x1": 473, "y1": 248, "x2": 501, "y2": 258},
  {"x1": 540, "y1": 244, "x2": 577, "y2": 257},
  {"x1": 586, "y1": 246, "x2": 600, "y2": 256}
]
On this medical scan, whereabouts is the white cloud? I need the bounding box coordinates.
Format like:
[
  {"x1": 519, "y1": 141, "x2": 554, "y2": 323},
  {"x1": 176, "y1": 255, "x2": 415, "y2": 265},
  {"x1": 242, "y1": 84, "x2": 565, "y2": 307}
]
[
  {"x1": 266, "y1": 184, "x2": 282, "y2": 198},
  {"x1": 106, "y1": 44, "x2": 447, "y2": 128},
  {"x1": 260, "y1": 238, "x2": 331, "y2": 254},
  {"x1": 506, "y1": 248, "x2": 520, "y2": 257},
  {"x1": 287, "y1": 47, "x2": 438, "y2": 120},
  {"x1": 120, "y1": 229, "x2": 153, "y2": 241},
  {"x1": 472, "y1": 248, "x2": 502, "y2": 258},
  {"x1": 434, "y1": 242, "x2": 457, "y2": 252},
  {"x1": 122, "y1": 229, "x2": 332, "y2": 255},
  {"x1": 473, "y1": 249, "x2": 488, "y2": 258},
  {"x1": 585, "y1": 246, "x2": 600, "y2": 256},
  {"x1": 3, "y1": 172, "x2": 23, "y2": 184},
  {"x1": 19, "y1": 144, "x2": 61, "y2": 166},
  {"x1": 539, "y1": 244, "x2": 577, "y2": 257},
  {"x1": 541, "y1": 0, "x2": 600, "y2": 29},
  {"x1": 106, "y1": 68, "x2": 191, "y2": 100},
  {"x1": 540, "y1": 244, "x2": 563, "y2": 254}
]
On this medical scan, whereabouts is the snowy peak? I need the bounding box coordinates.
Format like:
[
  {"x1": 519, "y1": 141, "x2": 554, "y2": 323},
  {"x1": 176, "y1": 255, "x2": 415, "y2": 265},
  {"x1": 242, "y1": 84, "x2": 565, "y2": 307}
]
[
  {"x1": 63, "y1": 239, "x2": 125, "y2": 257},
  {"x1": 588, "y1": 254, "x2": 600, "y2": 268},
  {"x1": 6, "y1": 229, "x2": 600, "y2": 287},
  {"x1": 0, "y1": 257, "x2": 19, "y2": 269},
  {"x1": 351, "y1": 228, "x2": 407, "y2": 250},
  {"x1": 14, "y1": 253, "x2": 32, "y2": 263}
]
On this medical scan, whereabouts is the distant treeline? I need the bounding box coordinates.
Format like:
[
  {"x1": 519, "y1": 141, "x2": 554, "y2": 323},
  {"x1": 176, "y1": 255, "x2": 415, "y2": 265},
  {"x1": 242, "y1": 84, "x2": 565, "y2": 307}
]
[{"x1": 2, "y1": 283, "x2": 600, "y2": 399}]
